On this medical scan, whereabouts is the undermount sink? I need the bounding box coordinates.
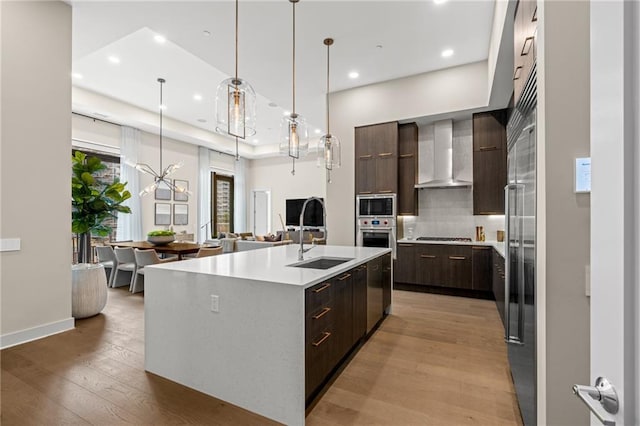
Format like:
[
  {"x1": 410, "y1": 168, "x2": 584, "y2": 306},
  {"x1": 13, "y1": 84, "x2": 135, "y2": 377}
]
[{"x1": 288, "y1": 257, "x2": 353, "y2": 270}]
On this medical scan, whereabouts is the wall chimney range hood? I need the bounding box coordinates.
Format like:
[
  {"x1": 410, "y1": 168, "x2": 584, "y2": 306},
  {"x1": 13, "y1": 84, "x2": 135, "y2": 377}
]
[{"x1": 415, "y1": 119, "x2": 472, "y2": 189}]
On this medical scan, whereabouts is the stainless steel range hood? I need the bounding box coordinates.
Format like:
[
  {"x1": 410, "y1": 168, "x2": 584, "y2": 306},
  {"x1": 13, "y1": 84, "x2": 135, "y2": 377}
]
[{"x1": 415, "y1": 119, "x2": 472, "y2": 189}]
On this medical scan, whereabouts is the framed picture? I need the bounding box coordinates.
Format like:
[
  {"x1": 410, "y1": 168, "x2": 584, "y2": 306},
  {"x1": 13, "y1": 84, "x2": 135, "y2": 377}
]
[
  {"x1": 173, "y1": 179, "x2": 189, "y2": 201},
  {"x1": 155, "y1": 203, "x2": 171, "y2": 225},
  {"x1": 173, "y1": 204, "x2": 188, "y2": 226},
  {"x1": 155, "y1": 180, "x2": 171, "y2": 200}
]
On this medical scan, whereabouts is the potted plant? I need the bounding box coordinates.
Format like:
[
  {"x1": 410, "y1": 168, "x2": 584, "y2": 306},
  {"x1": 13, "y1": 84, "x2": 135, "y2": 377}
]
[
  {"x1": 71, "y1": 151, "x2": 132, "y2": 264},
  {"x1": 147, "y1": 229, "x2": 176, "y2": 245}
]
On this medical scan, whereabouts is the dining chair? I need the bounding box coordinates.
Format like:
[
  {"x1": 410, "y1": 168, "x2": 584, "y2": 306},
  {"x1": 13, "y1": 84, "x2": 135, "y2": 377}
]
[
  {"x1": 95, "y1": 245, "x2": 117, "y2": 287},
  {"x1": 132, "y1": 249, "x2": 176, "y2": 293},
  {"x1": 196, "y1": 246, "x2": 223, "y2": 258},
  {"x1": 113, "y1": 247, "x2": 136, "y2": 289}
]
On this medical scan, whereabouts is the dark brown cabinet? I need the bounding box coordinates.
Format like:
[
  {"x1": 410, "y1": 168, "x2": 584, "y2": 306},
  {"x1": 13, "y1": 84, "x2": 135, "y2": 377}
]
[
  {"x1": 513, "y1": 0, "x2": 537, "y2": 103},
  {"x1": 473, "y1": 110, "x2": 507, "y2": 215},
  {"x1": 472, "y1": 246, "x2": 493, "y2": 291},
  {"x1": 395, "y1": 243, "x2": 416, "y2": 284},
  {"x1": 444, "y1": 245, "x2": 472, "y2": 289},
  {"x1": 415, "y1": 244, "x2": 446, "y2": 287},
  {"x1": 397, "y1": 123, "x2": 418, "y2": 215},
  {"x1": 352, "y1": 264, "x2": 367, "y2": 341},
  {"x1": 305, "y1": 279, "x2": 335, "y2": 399},
  {"x1": 355, "y1": 122, "x2": 398, "y2": 195},
  {"x1": 382, "y1": 254, "x2": 392, "y2": 314},
  {"x1": 332, "y1": 271, "x2": 354, "y2": 365}
]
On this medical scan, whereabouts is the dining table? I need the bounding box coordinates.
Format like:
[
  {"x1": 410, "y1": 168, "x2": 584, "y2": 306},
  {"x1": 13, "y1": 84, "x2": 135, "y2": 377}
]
[{"x1": 108, "y1": 241, "x2": 207, "y2": 260}]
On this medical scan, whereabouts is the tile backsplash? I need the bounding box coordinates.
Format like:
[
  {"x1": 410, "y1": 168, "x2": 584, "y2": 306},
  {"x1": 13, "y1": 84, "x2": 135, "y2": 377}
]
[{"x1": 402, "y1": 119, "x2": 505, "y2": 241}]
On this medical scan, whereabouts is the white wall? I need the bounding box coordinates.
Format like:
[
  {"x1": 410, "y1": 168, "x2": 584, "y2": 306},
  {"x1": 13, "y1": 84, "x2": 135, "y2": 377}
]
[
  {"x1": 0, "y1": 1, "x2": 74, "y2": 346},
  {"x1": 247, "y1": 156, "x2": 325, "y2": 235},
  {"x1": 327, "y1": 61, "x2": 490, "y2": 246},
  {"x1": 72, "y1": 114, "x2": 200, "y2": 238},
  {"x1": 537, "y1": 1, "x2": 591, "y2": 424}
]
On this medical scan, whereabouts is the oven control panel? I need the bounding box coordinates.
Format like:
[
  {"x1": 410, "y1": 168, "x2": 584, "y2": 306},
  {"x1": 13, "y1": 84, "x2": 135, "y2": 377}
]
[{"x1": 357, "y1": 218, "x2": 396, "y2": 228}]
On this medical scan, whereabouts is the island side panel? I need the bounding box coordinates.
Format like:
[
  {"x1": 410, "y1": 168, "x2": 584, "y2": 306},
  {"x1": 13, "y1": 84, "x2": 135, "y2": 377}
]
[{"x1": 144, "y1": 268, "x2": 306, "y2": 426}]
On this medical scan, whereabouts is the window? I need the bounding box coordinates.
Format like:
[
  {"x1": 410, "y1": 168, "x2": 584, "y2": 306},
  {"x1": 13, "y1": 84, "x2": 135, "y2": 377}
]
[{"x1": 212, "y1": 173, "x2": 234, "y2": 236}]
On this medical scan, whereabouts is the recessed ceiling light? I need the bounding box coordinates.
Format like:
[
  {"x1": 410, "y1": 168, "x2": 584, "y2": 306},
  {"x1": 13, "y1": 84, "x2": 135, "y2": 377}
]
[
  {"x1": 349, "y1": 71, "x2": 359, "y2": 79},
  {"x1": 376, "y1": 44, "x2": 383, "y2": 49},
  {"x1": 434, "y1": 0, "x2": 448, "y2": 4},
  {"x1": 253, "y1": 139, "x2": 259, "y2": 144},
  {"x1": 203, "y1": 30, "x2": 211, "y2": 37},
  {"x1": 108, "y1": 56, "x2": 120, "y2": 64},
  {"x1": 441, "y1": 49, "x2": 454, "y2": 58},
  {"x1": 159, "y1": 104, "x2": 167, "y2": 110},
  {"x1": 193, "y1": 94, "x2": 203, "y2": 101},
  {"x1": 314, "y1": 129, "x2": 321, "y2": 134},
  {"x1": 283, "y1": 110, "x2": 291, "y2": 116},
  {"x1": 268, "y1": 102, "x2": 278, "y2": 108},
  {"x1": 197, "y1": 118, "x2": 207, "y2": 123},
  {"x1": 72, "y1": 73, "x2": 83, "y2": 79},
  {"x1": 154, "y1": 35, "x2": 167, "y2": 44}
]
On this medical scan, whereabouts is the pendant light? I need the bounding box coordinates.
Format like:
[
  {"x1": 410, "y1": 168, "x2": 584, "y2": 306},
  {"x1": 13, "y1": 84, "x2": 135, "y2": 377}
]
[
  {"x1": 215, "y1": 0, "x2": 256, "y2": 157},
  {"x1": 317, "y1": 38, "x2": 341, "y2": 183},
  {"x1": 137, "y1": 78, "x2": 190, "y2": 197},
  {"x1": 279, "y1": 0, "x2": 308, "y2": 175}
]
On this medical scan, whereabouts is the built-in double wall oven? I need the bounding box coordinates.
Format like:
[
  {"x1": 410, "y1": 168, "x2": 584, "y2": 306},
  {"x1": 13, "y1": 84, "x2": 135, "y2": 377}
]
[{"x1": 356, "y1": 194, "x2": 397, "y2": 258}]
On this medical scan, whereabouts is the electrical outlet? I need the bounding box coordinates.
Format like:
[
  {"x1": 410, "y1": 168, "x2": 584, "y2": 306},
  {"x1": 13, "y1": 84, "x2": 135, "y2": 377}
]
[{"x1": 210, "y1": 295, "x2": 219, "y2": 312}]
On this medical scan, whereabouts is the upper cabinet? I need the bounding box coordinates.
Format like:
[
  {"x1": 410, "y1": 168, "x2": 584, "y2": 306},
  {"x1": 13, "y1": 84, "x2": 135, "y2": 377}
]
[
  {"x1": 473, "y1": 110, "x2": 507, "y2": 215},
  {"x1": 397, "y1": 123, "x2": 418, "y2": 216},
  {"x1": 355, "y1": 122, "x2": 398, "y2": 195},
  {"x1": 513, "y1": 0, "x2": 538, "y2": 103}
]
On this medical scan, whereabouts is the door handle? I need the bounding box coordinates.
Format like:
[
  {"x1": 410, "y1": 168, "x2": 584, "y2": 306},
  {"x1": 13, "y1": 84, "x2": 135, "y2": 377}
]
[{"x1": 572, "y1": 377, "x2": 619, "y2": 426}]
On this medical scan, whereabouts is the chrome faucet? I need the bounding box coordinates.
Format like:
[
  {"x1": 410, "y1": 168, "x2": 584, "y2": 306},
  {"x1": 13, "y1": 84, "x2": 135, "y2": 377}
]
[{"x1": 298, "y1": 197, "x2": 327, "y2": 261}]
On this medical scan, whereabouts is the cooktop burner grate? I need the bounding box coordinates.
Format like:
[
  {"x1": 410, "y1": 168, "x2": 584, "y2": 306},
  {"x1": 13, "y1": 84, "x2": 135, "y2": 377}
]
[{"x1": 416, "y1": 237, "x2": 473, "y2": 242}]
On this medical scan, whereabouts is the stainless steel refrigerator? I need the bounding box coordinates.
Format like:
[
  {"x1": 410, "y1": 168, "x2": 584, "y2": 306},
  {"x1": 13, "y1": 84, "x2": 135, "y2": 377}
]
[{"x1": 505, "y1": 88, "x2": 537, "y2": 425}]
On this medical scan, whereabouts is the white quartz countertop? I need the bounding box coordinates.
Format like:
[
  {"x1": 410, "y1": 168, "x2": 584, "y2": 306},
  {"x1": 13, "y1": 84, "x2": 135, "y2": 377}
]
[
  {"x1": 398, "y1": 238, "x2": 505, "y2": 258},
  {"x1": 149, "y1": 244, "x2": 391, "y2": 289}
]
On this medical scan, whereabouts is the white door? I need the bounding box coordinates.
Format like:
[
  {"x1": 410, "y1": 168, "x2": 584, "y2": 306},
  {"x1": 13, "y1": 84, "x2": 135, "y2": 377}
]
[
  {"x1": 252, "y1": 190, "x2": 271, "y2": 236},
  {"x1": 588, "y1": 2, "x2": 638, "y2": 425}
]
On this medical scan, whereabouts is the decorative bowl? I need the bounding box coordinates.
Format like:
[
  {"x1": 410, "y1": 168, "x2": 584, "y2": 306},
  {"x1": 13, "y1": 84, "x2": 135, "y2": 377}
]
[{"x1": 147, "y1": 235, "x2": 175, "y2": 245}]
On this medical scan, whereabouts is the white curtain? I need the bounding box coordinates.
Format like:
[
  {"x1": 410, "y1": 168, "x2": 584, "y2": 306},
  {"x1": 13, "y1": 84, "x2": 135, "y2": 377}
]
[
  {"x1": 116, "y1": 126, "x2": 143, "y2": 241},
  {"x1": 198, "y1": 147, "x2": 212, "y2": 243},
  {"x1": 234, "y1": 157, "x2": 248, "y2": 233}
]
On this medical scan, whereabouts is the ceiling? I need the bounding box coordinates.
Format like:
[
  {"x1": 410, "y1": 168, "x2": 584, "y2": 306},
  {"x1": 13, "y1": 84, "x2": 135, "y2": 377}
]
[{"x1": 71, "y1": 0, "x2": 496, "y2": 154}]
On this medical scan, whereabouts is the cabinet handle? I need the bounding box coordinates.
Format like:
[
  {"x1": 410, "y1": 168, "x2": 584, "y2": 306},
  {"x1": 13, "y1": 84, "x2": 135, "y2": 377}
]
[
  {"x1": 378, "y1": 190, "x2": 393, "y2": 193},
  {"x1": 312, "y1": 307, "x2": 331, "y2": 320},
  {"x1": 398, "y1": 244, "x2": 414, "y2": 247},
  {"x1": 399, "y1": 153, "x2": 414, "y2": 158},
  {"x1": 312, "y1": 283, "x2": 331, "y2": 293},
  {"x1": 473, "y1": 246, "x2": 491, "y2": 250},
  {"x1": 449, "y1": 256, "x2": 467, "y2": 260},
  {"x1": 359, "y1": 191, "x2": 373, "y2": 194},
  {"x1": 399, "y1": 212, "x2": 415, "y2": 215},
  {"x1": 312, "y1": 332, "x2": 331, "y2": 347},
  {"x1": 479, "y1": 146, "x2": 498, "y2": 152},
  {"x1": 513, "y1": 66, "x2": 523, "y2": 80},
  {"x1": 420, "y1": 254, "x2": 436, "y2": 259},
  {"x1": 378, "y1": 152, "x2": 393, "y2": 157},
  {"x1": 359, "y1": 154, "x2": 373, "y2": 159},
  {"x1": 521, "y1": 36, "x2": 534, "y2": 56},
  {"x1": 338, "y1": 273, "x2": 352, "y2": 281}
]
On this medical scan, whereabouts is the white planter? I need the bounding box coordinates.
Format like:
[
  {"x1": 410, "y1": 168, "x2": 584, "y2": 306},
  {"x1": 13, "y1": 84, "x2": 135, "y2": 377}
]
[{"x1": 71, "y1": 263, "x2": 108, "y2": 319}]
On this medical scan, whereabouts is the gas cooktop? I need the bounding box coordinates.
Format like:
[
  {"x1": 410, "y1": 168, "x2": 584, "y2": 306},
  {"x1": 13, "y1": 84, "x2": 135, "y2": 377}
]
[{"x1": 415, "y1": 237, "x2": 473, "y2": 242}]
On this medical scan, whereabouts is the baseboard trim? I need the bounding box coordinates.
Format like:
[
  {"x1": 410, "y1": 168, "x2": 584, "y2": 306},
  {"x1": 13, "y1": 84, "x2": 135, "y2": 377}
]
[{"x1": 0, "y1": 317, "x2": 75, "y2": 350}]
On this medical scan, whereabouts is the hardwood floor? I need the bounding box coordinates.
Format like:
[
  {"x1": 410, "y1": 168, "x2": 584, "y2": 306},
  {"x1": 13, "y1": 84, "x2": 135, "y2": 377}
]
[{"x1": 1, "y1": 288, "x2": 522, "y2": 425}]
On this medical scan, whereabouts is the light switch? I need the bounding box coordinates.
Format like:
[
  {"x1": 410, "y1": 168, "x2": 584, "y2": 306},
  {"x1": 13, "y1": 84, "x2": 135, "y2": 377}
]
[
  {"x1": 0, "y1": 238, "x2": 21, "y2": 252},
  {"x1": 211, "y1": 295, "x2": 219, "y2": 312}
]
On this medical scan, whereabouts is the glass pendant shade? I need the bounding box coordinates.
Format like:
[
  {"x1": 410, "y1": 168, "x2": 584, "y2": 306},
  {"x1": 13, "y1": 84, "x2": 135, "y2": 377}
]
[
  {"x1": 317, "y1": 134, "x2": 341, "y2": 170},
  {"x1": 215, "y1": 77, "x2": 256, "y2": 138},
  {"x1": 279, "y1": 113, "x2": 308, "y2": 159}
]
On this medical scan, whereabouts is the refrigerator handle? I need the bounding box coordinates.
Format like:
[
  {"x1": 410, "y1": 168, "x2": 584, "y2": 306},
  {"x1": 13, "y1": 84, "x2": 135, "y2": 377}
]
[
  {"x1": 517, "y1": 184, "x2": 526, "y2": 343},
  {"x1": 504, "y1": 184, "x2": 512, "y2": 342},
  {"x1": 504, "y1": 183, "x2": 525, "y2": 344}
]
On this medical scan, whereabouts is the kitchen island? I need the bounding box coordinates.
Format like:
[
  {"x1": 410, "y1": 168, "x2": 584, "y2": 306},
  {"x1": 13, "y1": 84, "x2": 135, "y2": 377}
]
[{"x1": 144, "y1": 244, "x2": 391, "y2": 425}]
